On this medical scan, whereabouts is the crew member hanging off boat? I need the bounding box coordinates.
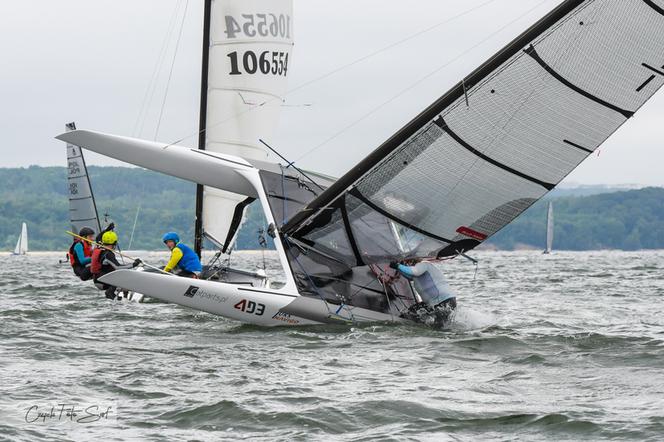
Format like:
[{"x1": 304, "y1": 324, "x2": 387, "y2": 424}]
[
  {"x1": 91, "y1": 231, "x2": 141, "y2": 299},
  {"x1": 162, "y1": 232, "x2": 202, "y2": 278},
  {"x1": 69, "y1": 226, "x2": 95, "y2": 281},
  {"x1": 390, "y1": 260, "x2": 457, "y2": 326}
]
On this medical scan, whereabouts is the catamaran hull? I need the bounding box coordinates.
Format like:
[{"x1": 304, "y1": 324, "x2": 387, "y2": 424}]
[
  {"x1": 98, "y1": 270, "x2": 401, "y2": 327},
  {"x1": 99, "y1": 270, "x2": 318, "y2": 326}
]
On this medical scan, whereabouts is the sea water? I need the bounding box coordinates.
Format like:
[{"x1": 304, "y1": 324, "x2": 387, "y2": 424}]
[{"x1": 1, "y1": 250, "x2": 663, "y2": 441}]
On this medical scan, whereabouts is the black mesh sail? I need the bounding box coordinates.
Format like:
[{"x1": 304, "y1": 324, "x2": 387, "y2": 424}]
[{"x1": 282, "y1": 0, "x2": 664, "y2": 265}]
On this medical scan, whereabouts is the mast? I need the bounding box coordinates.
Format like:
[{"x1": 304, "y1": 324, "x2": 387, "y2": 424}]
[{"x1": 194, "y1": 0, "x2": 213, "y2": 257}]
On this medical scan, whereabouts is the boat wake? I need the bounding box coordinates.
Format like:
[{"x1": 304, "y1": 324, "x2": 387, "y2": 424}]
[{"x1": 448, "y1": 306, "x2": 496, "y2": 331}]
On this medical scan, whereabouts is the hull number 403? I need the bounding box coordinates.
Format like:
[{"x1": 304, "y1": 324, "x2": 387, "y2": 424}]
[{"x1": 234, "y1": 299, "x2": 265, "y2": 316}]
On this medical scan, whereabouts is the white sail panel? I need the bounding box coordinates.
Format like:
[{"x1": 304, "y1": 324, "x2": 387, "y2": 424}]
[
  {"x1": 14, "y1": 223, "x2": 28, "y2": 255},
  {"x1": 66, "y1": 123, "x2": 101, "y2": 236},
  {"x1": 546, "y1": 202, "x2": 554, "y2": 253},
  {"x1": 202, "y1": 0, "x2": 293, "y2": 250}
]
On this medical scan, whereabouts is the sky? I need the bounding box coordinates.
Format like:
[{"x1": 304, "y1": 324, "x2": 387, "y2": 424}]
[{"x1": 1, "y1": 0, "x2": 663, "y2": 186}]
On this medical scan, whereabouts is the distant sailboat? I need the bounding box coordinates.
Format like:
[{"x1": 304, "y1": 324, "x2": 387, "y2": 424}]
[
  {"x1": 543, "y1": 202, "x2": 553, "y2": 254},
  {"x1": 13, "y1": 223, "x2": 28, "y2": 255}
]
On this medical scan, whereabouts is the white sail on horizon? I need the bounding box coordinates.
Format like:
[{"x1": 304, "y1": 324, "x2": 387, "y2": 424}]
[
  {"x1": 545, "y1": 202, "x2": 554, "y2": 254},
  {"x1": 13, "y1": 222, "x2": 28, "y2": 255}
]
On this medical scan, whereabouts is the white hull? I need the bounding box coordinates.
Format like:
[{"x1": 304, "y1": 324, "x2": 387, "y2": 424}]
[{"x1": 99, "y1": 270, "x2": 398, "y2": 327}]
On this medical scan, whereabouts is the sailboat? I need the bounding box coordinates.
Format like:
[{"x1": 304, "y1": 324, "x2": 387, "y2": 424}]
[
  {"x1": 57, "y1": 0, "x2": 664, "y2": 326},
  {"x1": 12, "y1": 223, "x2": 28, "y2": 255},
  {"x1": 65, "y1": 122, "x2": 144, "y2": 302},
  {"x1": 543, "y1": 202, "x2": 554, "y2": 254},
  {"x1": 66, "y1": 122, "x2": 102, "y2": 235}
]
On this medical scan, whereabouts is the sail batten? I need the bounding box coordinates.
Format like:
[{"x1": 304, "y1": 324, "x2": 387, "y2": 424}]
[
  {"x1": 524, "y1": 45, "x2": 634, "y2": 118},
  {"x1": 643, "y1": 0, "x2": 664, "y2": 16}
]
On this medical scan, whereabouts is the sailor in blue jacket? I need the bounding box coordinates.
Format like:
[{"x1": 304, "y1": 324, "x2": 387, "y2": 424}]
[
  {"x1": 390, "y1": 259, "x2": 457, "y2": 325},
  {"x1": 69, "y1": 226, "x2": 95, "y2": 280},
  {"x1": 162, "y1": 232, "x2": 202, "y2": 278}
]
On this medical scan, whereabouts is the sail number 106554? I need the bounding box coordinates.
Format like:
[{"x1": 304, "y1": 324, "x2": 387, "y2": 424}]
[
  {"x1": 227, "y1": 51, "x2": 289, "y2": 76},
  {"x1": 224, "y1": 14, "x2": 292, "y2": 39}
]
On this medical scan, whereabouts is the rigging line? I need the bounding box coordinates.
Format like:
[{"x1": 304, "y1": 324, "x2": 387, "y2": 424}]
[
  {"x1": 154, "y1": 0, "x2": 190, "y2": 141},
  {"x1": 280, "y1": 165, "x2": 288, "y2": 226},
  {"x1": 134, "y1": 0, "x2": 184, "y2": 138},
  {"x1": 127, "y1": 204, "x2": 141, "y2": 250},
  {"x1": 260, "y1": 139, "x2": 325, "y2": 191},
  {"x1": 293, "y1": 0, "x2": 552, "y2": 163},
  {"x1": 284, "y1": 0, "x2": 502, "y2": 96},
  {"x1": 369, "y1": 264, "x2": 411, "y2": 311},
  {"x1": 291, "y1": 270, "x2": 386, "y2": 304},
  {"x1": 160, "y1": 0, "x2": 504, "y2": 149},
  {"x1": 378, "y1": 277, "x2": 395, "y2": 322},
  {"x1": 285, "y1": 240, "x2": 338, "y2": 317}
]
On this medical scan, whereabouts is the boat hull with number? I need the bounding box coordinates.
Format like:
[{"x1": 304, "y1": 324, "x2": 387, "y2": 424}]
[{"x1": 99, "y1": 269, "x2": 395, "y2": 326}]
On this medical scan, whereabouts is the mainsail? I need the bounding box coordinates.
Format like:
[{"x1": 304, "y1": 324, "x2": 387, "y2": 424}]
[
  {"x1": 66, "y1": 122, "x2": 101, "y2": 235},
  {"x1": 13, "y1": 223, "x2": 28, "y2": 255},
  {"x1": 545, "y1": 202, "x2": 554, "y2": 253},
  {"x1": 283, "y1": 0, "x2": 664, "y2": 262},
  {"x1": 195, "y1": 0, "x2": 294, "y2": 254}
]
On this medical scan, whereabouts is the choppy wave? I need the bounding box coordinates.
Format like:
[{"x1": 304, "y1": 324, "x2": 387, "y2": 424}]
[{"x1": 1, "y1": 251, "x2": 664, "y2": 441}]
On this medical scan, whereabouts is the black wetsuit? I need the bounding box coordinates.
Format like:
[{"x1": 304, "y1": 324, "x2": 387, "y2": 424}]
[{"x1": 93, "y1": 249, "x2": 134, "y2": 299}]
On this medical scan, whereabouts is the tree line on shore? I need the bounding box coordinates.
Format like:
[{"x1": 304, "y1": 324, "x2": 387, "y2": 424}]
[{"x1": 1, "y1": 166, "x2": 662, "y2": 251}]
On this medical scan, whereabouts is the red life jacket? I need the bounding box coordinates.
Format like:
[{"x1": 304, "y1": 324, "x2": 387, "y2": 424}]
[
  {"x1": 69, "y1": 240, "x2": 93, "y2": 267},
  {"x1": 90, "y1": 248, "x2": 104, "y2": 274}
]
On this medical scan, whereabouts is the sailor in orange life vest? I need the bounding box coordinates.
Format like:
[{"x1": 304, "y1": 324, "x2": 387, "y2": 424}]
[
  {"x1": 69, "y1": 226, "x2": 96, "y2": 281},
  {"x1": 91, "y1": 231, "x2": 141, "y2": 299},
  {"x1": 162, "y1": 232, "x2": 202, "y2": 278}
]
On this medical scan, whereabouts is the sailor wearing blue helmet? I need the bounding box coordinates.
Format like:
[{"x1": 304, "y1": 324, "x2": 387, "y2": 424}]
[{"x1": 162, "y1": 232, "x2": 202, "y2": 278}]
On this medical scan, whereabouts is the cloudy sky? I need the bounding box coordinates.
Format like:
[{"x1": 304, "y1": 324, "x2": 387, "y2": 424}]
[{"x1": 1, "y1": 0, "x2": 663, "y2": 186}]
